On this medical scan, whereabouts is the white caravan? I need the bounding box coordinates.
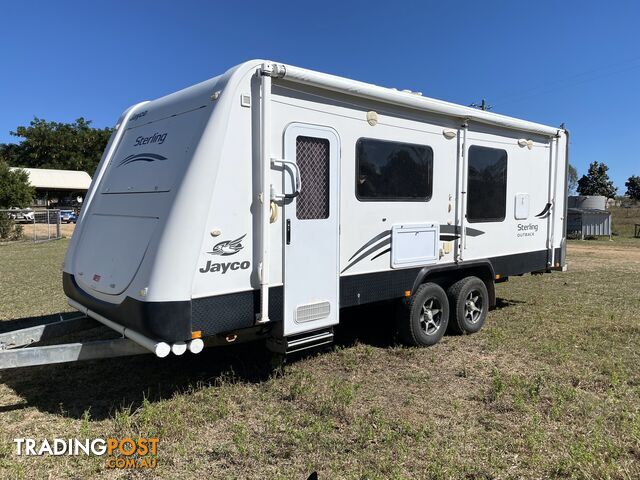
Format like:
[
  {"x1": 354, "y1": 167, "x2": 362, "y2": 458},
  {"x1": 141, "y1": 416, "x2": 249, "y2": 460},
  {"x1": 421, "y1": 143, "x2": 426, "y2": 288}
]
[{"x1": 55, "y1": 60, "x2": 567, "y2": 360}]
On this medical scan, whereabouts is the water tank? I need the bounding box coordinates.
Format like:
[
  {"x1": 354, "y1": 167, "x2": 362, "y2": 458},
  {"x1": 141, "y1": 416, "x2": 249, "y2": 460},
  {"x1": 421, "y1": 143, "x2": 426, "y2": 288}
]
[{"x1": 568, "y1": 195, "x2": 606, "y2": 210}]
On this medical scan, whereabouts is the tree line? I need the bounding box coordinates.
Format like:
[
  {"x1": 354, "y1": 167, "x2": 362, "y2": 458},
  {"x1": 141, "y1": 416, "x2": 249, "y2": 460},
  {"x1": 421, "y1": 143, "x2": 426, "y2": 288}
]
[
  {"x1": 570, "y1": 161, "x2": 639, "y2": 201},
  {"x1": 0, "y1": 117, "x2": 112, "y2": 208}
]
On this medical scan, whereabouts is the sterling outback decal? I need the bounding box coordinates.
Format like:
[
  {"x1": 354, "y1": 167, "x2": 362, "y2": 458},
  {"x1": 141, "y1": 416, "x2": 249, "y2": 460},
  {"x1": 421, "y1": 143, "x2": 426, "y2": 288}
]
[
  {"x1": 517, "y1": 223, "x2": 539, "y2": 237},
  {"x1": 117, "y1": 153, "x2": 167, "y2": 167},
  {"x1": 342, "y1": 225, "x2": 486, "y2": 273},
  {"x1": 208, "y1": 234, "x2": 246, "y2": 256}
]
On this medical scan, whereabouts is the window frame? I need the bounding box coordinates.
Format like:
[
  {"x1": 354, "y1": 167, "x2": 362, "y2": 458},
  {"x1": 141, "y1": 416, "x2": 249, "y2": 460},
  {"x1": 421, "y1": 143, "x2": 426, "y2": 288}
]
[
  {"x1": 354, "y1": 137, "x2": 434, "y2": 202},
  {"x1": 466, "y1": 145, "x2": 508, "y2": 223}
]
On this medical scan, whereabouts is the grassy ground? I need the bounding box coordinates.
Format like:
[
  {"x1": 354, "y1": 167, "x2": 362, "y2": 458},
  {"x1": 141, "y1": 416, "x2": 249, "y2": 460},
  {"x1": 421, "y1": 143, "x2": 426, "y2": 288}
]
[
  {"x1": 0, "y1": 234, "x2": 638, "y2": 478},
  {"x1": 610, "y1": 206, "x2": 640, "y2": 243}
]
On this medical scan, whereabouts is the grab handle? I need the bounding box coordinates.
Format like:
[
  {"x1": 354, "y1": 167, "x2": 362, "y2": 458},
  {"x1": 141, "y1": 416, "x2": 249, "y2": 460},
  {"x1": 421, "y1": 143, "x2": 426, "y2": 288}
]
[{"x1": 271, "y1": 158, "x2": 301, "y2": 200}]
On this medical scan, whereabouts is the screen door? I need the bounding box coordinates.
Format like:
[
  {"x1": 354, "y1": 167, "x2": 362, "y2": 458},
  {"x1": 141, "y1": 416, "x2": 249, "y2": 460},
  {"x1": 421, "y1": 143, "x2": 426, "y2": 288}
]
[{"x1": 282, "y1": 123, "x2": 340, "y2": 336}]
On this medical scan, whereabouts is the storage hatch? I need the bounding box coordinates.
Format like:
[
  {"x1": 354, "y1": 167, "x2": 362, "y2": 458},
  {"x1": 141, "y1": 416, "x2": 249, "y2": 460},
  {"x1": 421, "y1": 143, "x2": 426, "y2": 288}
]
[{"x1": 74, "y1": 214, "x2": 158, "y2": 295}]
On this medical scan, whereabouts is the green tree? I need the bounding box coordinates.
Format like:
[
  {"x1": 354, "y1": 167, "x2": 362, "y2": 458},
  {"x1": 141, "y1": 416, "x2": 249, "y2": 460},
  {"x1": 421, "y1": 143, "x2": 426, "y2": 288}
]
[
  {"x1": 0, "y1": 117, "x2": 112, "y2": 175},
  {"x1": 625, "y1": 175, "x2": 640, "y2": 200},
  {"x1": 568, "y1": 164, "x2": 578, "y2": 195},
  {"x1": 577, "y1": 161, "x2": 617, "y2": 198},
  {"x1": 0, "y1": 161, "x2": 34, "y2": 208}
]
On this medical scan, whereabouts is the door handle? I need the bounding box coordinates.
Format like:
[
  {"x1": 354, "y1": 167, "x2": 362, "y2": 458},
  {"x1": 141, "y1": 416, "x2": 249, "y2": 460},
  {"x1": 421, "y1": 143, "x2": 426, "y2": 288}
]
[
  {"x1": 271, "y1": 158, "x2": 302, "y2": 200},
  {"x1": 286, "y1": 219, "x2": 291, "y2": 245}
]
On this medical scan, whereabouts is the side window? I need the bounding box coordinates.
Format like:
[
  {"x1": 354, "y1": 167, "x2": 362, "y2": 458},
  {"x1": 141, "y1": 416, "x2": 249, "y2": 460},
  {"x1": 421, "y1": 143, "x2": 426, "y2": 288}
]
[
  {"x1": 356, "y1": 138, "x2": 433, "y2": 201},
  {"x1": 467, "y1": 145, "x2": 508, "y2": 223}
]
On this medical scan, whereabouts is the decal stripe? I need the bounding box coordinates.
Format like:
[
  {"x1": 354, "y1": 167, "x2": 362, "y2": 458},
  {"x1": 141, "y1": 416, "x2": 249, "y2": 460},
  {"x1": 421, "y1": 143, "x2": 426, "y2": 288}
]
[
  {"x1": 535, "y1": 203, "x2": 552, "y2": 218},
  {"x1": 440, "y1": 225, "x2": 485, "y2": 237},
  {"x1": 342, "y1": 238, "x2": 391, "y2": 273},
  {"x1": 439, "y1": 234, "x2": 459, "y2": 241},
  {"x1": 370, "y1": 248, "x2": 391, "y2": 261},
  {"x1": 439, "y1": 225, "x2": 458, "y2": 235},
  {"x1": 348, "y1": 230, "x2": 391, "y2": 261},
  {"x1": 465, "y1": 227, "x2": 485, "y2": 237},
  {"x1": 117, "y1": 153, "x2": 167, "y2": 167},
  {"x1": 344, "y1": 225, "x2": 485, "y2": 274}
]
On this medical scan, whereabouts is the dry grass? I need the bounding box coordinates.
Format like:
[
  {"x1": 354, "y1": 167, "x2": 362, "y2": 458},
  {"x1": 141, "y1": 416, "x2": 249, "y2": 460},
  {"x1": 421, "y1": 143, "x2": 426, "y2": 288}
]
[
  {"x1": 7, "y1": 223, "x2": 76, "y2": 243},
  {"x1": 0, "y1": 236, "x2": 638, "y2": 479}
]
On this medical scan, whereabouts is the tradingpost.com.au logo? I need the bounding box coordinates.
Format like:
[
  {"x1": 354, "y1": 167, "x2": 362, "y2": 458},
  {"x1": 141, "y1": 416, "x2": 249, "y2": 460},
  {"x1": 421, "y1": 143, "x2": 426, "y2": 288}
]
[{"x1": 14, "y1": 437, "x2": 159, "y2": 469}]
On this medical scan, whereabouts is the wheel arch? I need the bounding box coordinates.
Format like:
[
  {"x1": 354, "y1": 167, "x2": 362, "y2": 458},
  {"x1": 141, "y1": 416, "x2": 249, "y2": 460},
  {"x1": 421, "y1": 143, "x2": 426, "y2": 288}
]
[{"x1": 411, "y1": 261, "x2": 496, "y2": 308}]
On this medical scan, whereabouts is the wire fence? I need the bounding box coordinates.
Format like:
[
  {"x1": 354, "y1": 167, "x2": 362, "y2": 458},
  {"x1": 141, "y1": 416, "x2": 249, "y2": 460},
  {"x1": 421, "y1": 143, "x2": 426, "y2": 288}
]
[{"x1": 0, "y1": 209, "x2": 62, "y2": 243}]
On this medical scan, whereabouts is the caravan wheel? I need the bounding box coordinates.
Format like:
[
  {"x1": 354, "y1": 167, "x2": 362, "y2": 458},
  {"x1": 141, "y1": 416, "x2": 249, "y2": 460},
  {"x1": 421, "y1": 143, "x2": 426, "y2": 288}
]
[
  {"x1": 397, "y1": 283, "x2": 449, "y2": 347},
  {"x1": 447, "y1": 276, "x2": 489, "y2": 334}
]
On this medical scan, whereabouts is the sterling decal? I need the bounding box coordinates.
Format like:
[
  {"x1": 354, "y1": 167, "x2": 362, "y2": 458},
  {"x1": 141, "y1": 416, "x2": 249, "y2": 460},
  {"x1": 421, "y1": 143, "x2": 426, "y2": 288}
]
[
  {"x1": 134, "y1": 132, "x2": 167, "y2": 146},
  {"x1": 517, "y1": 223, "x2": 539, "y2": 237}
]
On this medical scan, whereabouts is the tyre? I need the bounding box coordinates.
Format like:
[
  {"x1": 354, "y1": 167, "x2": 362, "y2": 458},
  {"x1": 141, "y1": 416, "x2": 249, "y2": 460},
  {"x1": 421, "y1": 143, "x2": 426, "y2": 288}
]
[
  {"x1": 397, "y1": 283, "x2": 449, "y2": 347},
  {"x1": 447, "y1": 276, "x2": 489, "y2": 334}
]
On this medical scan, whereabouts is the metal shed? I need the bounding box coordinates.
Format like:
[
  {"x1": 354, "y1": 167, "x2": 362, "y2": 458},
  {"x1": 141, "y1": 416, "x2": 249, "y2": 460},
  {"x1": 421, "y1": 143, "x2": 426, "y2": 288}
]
[
  {"x1": 567, "y1": 208, "x2": 612, "y2": 240},
  {"x1": 9, "y1": 167, "x2": 92, "y2": 207}
]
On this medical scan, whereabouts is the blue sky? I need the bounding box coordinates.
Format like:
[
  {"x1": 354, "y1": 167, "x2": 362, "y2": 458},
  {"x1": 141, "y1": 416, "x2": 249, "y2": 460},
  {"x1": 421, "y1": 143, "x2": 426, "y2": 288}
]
[{"x1": 1, "y1": 0, "x2": 638, "y2": 191}]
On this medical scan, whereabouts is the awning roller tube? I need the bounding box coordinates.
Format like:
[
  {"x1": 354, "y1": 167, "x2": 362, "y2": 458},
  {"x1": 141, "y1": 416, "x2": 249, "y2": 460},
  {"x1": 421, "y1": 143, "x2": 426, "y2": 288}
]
[{"x1": 277, "y1": 64, "x2": 560, "y2": 137}]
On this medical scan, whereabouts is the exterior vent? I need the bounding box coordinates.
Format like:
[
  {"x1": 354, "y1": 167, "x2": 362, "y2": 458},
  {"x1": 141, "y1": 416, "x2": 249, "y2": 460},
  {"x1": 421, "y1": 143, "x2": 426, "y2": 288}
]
[{"x1": 295, "y1": 301, "x2": 330, "y2": 323}]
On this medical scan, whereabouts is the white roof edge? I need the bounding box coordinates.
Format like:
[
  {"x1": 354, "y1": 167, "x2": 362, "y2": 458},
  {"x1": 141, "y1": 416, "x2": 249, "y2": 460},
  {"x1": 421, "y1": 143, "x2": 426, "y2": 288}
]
[{"x1": 271, "y1": 62, "x2": 560, "y2": 137}]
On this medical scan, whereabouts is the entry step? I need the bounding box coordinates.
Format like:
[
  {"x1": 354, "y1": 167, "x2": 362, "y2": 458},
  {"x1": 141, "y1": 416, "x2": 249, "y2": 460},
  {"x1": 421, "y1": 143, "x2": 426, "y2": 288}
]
[{"x1": 267, "y1": 327, "x2": 334, "y2": 355}]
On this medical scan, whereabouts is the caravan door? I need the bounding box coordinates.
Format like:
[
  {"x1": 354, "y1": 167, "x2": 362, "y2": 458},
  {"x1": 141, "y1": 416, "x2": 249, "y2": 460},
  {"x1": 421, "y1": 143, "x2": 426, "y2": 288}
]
[{"x1": 282, "y1": 124, "x2": 340, "y2": 336}]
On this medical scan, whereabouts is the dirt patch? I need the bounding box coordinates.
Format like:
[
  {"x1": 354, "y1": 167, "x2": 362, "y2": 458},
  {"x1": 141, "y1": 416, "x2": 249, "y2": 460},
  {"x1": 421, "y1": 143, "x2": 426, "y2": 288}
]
[{"x1": 568, "y1": 240, "x2": 640, "y2": 266}]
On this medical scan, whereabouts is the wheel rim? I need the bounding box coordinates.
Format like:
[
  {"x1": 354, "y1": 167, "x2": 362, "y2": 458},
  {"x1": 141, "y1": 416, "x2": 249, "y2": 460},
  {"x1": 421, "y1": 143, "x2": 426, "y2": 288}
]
[
  {"x1": 419, "y1": 297, "x2": 443, "y2": 336},
  {"x1": 464, "y1": 290, "x2": 484, "y2": 324}
]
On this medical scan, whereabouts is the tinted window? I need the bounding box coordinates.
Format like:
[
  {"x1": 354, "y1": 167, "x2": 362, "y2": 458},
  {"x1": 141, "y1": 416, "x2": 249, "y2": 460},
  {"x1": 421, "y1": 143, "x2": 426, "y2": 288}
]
[
  {"x1": 356, "y1": 138, "x2": 433, "y2": 201},
  {"x1": 467, "y1": 146, "x2": 508, "y2": 222}
]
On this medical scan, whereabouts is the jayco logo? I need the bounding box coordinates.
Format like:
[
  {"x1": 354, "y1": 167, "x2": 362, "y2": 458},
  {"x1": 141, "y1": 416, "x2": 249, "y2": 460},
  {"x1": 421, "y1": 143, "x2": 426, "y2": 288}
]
[
  {"x1": 199, "y1": 260, "x2": 250, "y2": 274},
  {"x1": 199, "y1": 234, "x2": 250, "y2": 274},
  {"x1": 208, "y1": 234, "x2": 245, "y2": 256},
  {"x1": 130, "y1": 110, "x2": 147, "y2": 122}
]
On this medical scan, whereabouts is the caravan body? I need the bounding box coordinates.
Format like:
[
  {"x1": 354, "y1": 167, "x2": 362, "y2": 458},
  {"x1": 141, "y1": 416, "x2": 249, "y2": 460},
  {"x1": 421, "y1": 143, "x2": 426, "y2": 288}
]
[{"x1": 63, "y1": 60, "x2": 568, "y2": 354}]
